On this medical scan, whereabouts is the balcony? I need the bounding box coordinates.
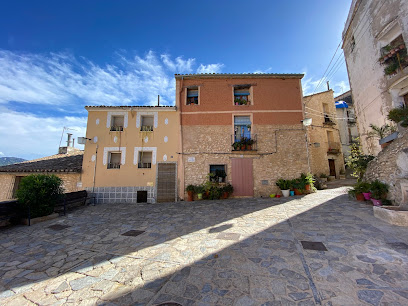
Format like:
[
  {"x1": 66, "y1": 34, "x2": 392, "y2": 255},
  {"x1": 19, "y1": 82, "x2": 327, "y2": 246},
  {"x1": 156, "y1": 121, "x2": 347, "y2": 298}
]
[
  {"x1": 231, "y1": 134, "x2": 257, "y2": 151},
  {"x1": 107, "y1": 163, "x2": 120, "y2": 169},
  {"x1": 141, "y1": 125, "x2": 153, "y2": 132},
  {"x1": 323, "y1": 115, "x2": 336, "y2": 126},
  {"x1": 110, "y1": 125, "x2": 123, "y2": 132},
  {"x1": 347, "y1": 117, "x2": 357, "y2": 125},
  {"x1": 327, "y1": 142, "x2": 341, "y2": 154},
  {"x1": 138, "y1": 162, "x2": 152, "y2": 169}
]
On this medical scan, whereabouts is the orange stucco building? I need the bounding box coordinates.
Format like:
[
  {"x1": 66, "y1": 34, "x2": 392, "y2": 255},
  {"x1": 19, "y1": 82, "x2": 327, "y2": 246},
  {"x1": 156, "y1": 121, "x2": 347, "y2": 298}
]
[{"x1": 176, "y1": 73, "x2": 310, "y2": 199}]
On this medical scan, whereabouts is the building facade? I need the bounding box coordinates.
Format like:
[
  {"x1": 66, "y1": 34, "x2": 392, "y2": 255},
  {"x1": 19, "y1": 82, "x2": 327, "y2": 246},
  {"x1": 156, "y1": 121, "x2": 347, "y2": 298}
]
[
  {"x1": 81, "y1": 106, "x2": 179, "y2": 204},
  {"x1": 334, "y1": 90, "x2": 359, "y2": 158},
  {"x1": 304, "y1": 90, "x2": 345, "y2": 178},
  {"x1": 0, "y1": 150, "x2": 83, "y2": 201},
  {"x1": 342, "y1": 0, "x2": 408, "y2": 155},
  {"x1": 176, "y1": 73, "x2": 310, "y2": 199}
]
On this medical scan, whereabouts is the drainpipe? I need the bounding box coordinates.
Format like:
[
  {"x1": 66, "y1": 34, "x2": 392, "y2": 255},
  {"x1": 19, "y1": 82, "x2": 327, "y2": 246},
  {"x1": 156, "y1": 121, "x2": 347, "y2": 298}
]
[
  {"x1": 179, "y1": 77, "x2": 184, "y2": 200},
  {"x1": 92, "y1": 144, "x2": 98, "y2": 205},
  {"x1": 304, "y1": 128, "x2": 311, "y2": 173}
]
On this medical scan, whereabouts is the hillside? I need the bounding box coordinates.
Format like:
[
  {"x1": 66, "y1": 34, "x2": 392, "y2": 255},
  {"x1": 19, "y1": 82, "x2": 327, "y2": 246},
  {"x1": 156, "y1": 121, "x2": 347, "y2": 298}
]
[{"x1": 0, "y1": 157, "x2": 26, "y2": 166}]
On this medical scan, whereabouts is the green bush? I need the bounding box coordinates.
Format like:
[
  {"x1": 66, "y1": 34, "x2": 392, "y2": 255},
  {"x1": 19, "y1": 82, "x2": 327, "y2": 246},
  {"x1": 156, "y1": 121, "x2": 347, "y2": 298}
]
[
  {"x1": 388, "y1": 105, "x2": 408, "y2": 127},
  {"x1": 16, "y1": 174, "x2": 64, "y2": 218},
  {"x1": 369, "y1": 180, "x2": 389, "y2": 200},
  {"x1": 275, "y1": 179, "x2": 291, "y2": 190},
  {"x1": 346, "y1": 138, "x2": 375, "y2": 181}
]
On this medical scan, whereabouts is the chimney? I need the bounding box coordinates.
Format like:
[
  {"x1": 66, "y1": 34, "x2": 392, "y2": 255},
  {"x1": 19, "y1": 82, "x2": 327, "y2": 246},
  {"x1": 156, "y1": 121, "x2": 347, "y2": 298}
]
[
  {"x1": 67, "y1": 133, "x2": 73, "y2": 147},
  {"x1": 157, "y1": 95, "x2": 160, "y2": 106},
  {"x1": 327, "y1": 81, "x2": 330, "y2": 91}
]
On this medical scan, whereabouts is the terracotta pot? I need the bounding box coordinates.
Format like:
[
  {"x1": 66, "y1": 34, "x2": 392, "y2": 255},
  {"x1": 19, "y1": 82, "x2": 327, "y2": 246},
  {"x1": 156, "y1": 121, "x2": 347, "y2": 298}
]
[
  {"x1": 247, "y1": 145, "x2": 252, "y2": 150},
  {"x1": 241, "y1": 145, "x2": 246, "y2": 150},
  {"x1": 305, "y1": 184, "x2": 311, "y2": 191},
  {"x1": 187, "y1": 191, "x2": 194, "y2": 202},
  {"x1": 221, "y1": 192, "x2": 229, "y2": 199},
  {"x1": 400, "y1": 44, "x2": 405, "y2": 49},
  {"x1": 356, "y1": 193, "x2": 365, "y2": 201},
  {"x1": 362, "y1": 192, "x2": 371, "y2": 200},
  {"x1": 294, "y1": 189, "x2": 303, "y2": 195}
]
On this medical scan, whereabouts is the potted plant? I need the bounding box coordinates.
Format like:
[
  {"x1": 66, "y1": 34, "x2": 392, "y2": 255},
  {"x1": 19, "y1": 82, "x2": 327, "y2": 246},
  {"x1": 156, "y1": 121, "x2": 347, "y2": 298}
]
[
  {"x1": 186, "y1": 185, "x2": 195, "y2": 202},
  {"x1": 275, "y1": 179, "x2": 291, "y2": 197},
  {"x1": 246, "y1": 138, "x2": 254, "y2": 150},
  {"x1": 215, "y1": 169, "x2": 226, "y2": 183},
  {"x1": 292, "y1": 179, "x2": 304, "y2": 195},
  {"x1": 349, "y1": 181, "x2": 370, "y2": 201},
  {"x1": 240, "y1": 137, "x2": 248, "y2": 150},
  {"x1": 246, "y1": 124, "x2": 251, "y2": 132},
  {"x1": 300, "y1": 173, "x2": 315, "y2": 193},
  {"x1": 369, "y1": 180, "x2": 389, "y2": 206},
  {"x1": 388, "y1": 105, "x2": 408, "y2": 129},
  {"x1": 195, "y1": 185, "x2": 204, "y2": 200},
  {"x1": 319, "y1": 173, "x2": 328, "y2": 182},
  {"x1": 222, "y1": 183, "x2": 234, "y2": 199},
  {"x1": 232, "y1": 141, "x2": 240, "y2": 151}
]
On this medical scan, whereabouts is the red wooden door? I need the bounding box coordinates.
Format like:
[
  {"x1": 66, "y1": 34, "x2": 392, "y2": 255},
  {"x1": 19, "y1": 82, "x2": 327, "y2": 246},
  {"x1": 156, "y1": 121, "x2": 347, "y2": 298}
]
[{"x1": 231, "y1": 158, "x2": 254, "y2": 196}]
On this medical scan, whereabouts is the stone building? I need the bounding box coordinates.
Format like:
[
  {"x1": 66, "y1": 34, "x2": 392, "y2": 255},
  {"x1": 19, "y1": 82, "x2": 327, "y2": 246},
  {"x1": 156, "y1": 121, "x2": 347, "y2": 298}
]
[
  {"x1": 175, "y1": 73, "x2": 310, "y2": 199},
  {"x1": 342, "y1": 0, "x2": 408, "y2": 155},
  {"x1": 0, "y1": 150, "x2": 83, "y2": 201},
  {"x1": 334, "y1": 90, "x2": 359, "y2": 158},
  {"x1": 303, "y1": 90, "x2": 345, "y2": 178},
  {"x1": 81, "y1": 106, "x2": 179, "y2": 204}
]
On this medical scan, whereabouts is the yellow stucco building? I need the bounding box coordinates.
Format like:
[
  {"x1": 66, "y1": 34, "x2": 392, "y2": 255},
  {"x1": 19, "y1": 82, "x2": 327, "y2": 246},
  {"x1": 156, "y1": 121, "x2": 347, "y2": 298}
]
[{"x1": 81, "y1": 106, "x2": 179, "y2": 203}]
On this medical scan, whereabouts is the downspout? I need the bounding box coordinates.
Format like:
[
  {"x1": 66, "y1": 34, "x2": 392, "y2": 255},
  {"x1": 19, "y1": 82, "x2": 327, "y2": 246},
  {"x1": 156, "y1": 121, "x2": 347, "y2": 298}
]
[
  {"x1": 178, "y1": 76, "x2": 185, "y2": 200},
  {"x1": 92, "y1": 143, "x2": 98, "y2": 205}
]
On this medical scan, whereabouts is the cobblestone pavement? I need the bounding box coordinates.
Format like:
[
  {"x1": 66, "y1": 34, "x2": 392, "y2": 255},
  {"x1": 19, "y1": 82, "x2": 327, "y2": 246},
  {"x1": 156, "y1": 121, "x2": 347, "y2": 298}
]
[{"x1": 1, "y1": 185, "x2": 408, "y2": 305}]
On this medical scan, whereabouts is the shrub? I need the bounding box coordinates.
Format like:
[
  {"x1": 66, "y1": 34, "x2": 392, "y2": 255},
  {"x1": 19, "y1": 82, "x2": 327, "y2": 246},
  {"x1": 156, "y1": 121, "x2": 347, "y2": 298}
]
[
  {"x1": 346, "y1": 138, "x2": 375, "y2": 181},
  {"x1": 186, "y1": 185, "x2": 195, "y2": 192},
  {"x1": 16, "y1": 174, "x2": 64, "y2": 218},
  {"x1": 194, "y1": 185, "x2": 204, "y2": 194},
  {"x1": 223, "y1": 183, "x2": 234, "y2": 194},
  {"x1": 388, "y1": 105, "x2": 408, "y2": 127},
  {"x1": 369, "y1": 180, "x2": 389, "y2": 200}
]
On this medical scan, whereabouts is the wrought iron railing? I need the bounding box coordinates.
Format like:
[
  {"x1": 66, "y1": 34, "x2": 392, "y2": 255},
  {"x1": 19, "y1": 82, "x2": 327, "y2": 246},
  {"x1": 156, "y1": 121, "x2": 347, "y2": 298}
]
[
  {"x1": 141, "y1": 125, "x2": 153, "y2": 132},
  {"x1": 107, "y1": 163, "x2": 121, "y2": 169},
  {"x1": 110, "y1": 125, "x2": 123, "y2": 131},
  {"x1": 231, "y1": 134, "x2": 257, "y2": 151},
  {"x1": 138, "y1": 162, "x2": 152, "y2": 168},
  {"x1": 327, "y1": 142, "x2": 341, "y2": 154}
]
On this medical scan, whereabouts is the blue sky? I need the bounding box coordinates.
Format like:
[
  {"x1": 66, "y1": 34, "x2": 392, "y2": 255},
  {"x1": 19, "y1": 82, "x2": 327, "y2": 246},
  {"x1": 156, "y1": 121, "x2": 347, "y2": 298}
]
[{"x1": 0, "y1": 0, "x2": 352, "y2": 160}]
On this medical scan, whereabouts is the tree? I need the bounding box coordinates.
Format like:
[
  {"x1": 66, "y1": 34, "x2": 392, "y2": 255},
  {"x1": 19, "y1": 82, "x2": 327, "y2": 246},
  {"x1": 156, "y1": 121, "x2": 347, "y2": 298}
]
[
  {"x1": 16, "y1": 174, "x2": 64, "y2": 218},
  {"x1": 346, "y1": 138, "x2": 375, "y2": 181},
  {"x1": 367, "y1": 124, "x2": 396, "y2": 139}
]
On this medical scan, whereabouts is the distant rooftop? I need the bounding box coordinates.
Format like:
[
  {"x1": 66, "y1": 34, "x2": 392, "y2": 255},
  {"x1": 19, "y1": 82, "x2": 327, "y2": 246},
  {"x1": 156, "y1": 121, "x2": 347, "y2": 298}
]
[
  {"x1": 174, "y1": 73, "x2": 304, "y2": 79},
  {"x1": 0, "y1": 151, "x2": 83, "y2": 173}
]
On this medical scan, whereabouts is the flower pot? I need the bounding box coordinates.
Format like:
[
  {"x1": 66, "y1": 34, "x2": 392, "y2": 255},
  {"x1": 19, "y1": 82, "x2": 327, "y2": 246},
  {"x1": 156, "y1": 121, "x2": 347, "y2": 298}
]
[
  {"x1": 305, "y1": 184, "x2": 311, "y2": 191},
  {"x1": 356, "y1": 193, "x2": 365, "y2": 201},
  {"x1": 371, "y1": 198, "x2": 382, "y2": 206},
  {"x1": 187, "y1": 191, "x2": 194, "y2": 202},
  {"x1": 269, "y1": 194, "x2": 276, "y2": 198},
  {"x1": 281, "y1": 190, "x2": 290, "y2": 197},
  {"x1": 362, "y1": 192, "x2": 371, "y2": 200},
  {"x1": 290, "y1": 191, "x2": 295, "y2": 196},
  {"x1": 276, "y1": 195, "x2": 281, "y2": 198},
  {"x1": 294, "y1": 189, "x2": 303, "y2": 195},
  {"x1": 197, "y1": 193, "x2": 203, "y2": 200},
  {"x1": 221, "y1": 192, "x2": 229, "y2": 199},
  {"x1": 241, "y1": 145, "x2": 246, "y2": 150},
  {"x1": 247, "y1": 145, "x2": 252, "y2": 150}
]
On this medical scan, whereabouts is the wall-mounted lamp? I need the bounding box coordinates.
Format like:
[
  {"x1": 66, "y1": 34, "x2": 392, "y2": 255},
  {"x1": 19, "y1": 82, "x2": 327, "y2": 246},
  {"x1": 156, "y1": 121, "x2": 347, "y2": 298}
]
[{"x1": 301, "y1": 118, "x2": 312, "y2": 127}]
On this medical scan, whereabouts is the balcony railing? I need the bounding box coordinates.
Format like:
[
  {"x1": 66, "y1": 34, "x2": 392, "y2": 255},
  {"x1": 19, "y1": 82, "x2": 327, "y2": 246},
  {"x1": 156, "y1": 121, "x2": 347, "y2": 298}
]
[
  {"x1": 141, "y1": 125, "x2": 153, "y2": 132},
  {"x1": 231, "y1": 134, "x2": 257, "y2": 151},
  {"x1": 110, "y1": 125, "x2": 123, "y2": 132},
  {"x1": 138, "y1": 162, "x2": 152, "y2": 168},
  {"x1": 347, "y1": 117, "x2": 356, "y2": 125},
  {"x1": 323, "y1": 115, "x2": 336, "y2": 126},
  {"x1": 327, "y1": 142, "x2": 341, "y2": 154},
  {"x1": 107, "y1": 163, "x2": 121, "y2": 169}
]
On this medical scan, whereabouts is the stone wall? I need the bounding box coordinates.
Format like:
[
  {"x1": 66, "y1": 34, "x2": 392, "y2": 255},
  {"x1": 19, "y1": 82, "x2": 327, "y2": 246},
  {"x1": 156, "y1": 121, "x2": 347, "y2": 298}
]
[
  {"x1": 181, "y1": 124, "x2": 309, "y2": 198},
  {"x1": 364, "y1": 128, "x2": 408, "y2": 207},
  {"x1": 0, "y1": 172, "x2": 82, "y2": 201}
]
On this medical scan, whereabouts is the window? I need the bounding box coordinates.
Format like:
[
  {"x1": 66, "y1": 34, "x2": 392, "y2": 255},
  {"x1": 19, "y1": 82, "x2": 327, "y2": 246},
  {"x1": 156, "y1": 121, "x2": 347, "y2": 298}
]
[
  {"x1": 234, "y1": 116, "x2": 251, "y2": 141},
  {"x1": 110, "y1": 116, "x2": 124, "y2": 131},
  {"x1": 141, "y1": 116, "x2": 154, "y2": 131},
  {"x1": 138, "y1": 151, "x2": 152, "y2": 168},
  {"x1": 210, "y1": 165, "x2": 226, "y2": 183},
  {"x1": 108, "y1": 152, "x2": 121, "y2": 169},
  {"x1": 234, "y1": 85, "x2": 251, "y2": 105},
  {"x1": 186, "y1": 87, "x2": 199, "y2": 105},
  {"x1": 350, "y1": 36, "x2": 355, "y2": 53}
]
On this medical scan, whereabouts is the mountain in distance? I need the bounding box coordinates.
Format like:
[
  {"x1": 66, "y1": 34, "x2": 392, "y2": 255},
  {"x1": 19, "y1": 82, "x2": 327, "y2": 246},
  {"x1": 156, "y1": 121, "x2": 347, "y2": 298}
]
[{"x1": 0, "y1": 157, "x2": 26, "y2": 166}]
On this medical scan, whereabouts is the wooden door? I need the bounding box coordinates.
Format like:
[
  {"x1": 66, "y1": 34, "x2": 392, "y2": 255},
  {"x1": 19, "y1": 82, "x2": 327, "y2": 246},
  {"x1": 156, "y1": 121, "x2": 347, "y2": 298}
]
[
  {"x1": 156, "y1": 163, "x2": 177, "y2": 203},
  {"x1": 328, "y1": 159, "x2": 336, "y2": 177},
  {"x1": 231, "y1": 158, "x2": 254, "y2": 196}
]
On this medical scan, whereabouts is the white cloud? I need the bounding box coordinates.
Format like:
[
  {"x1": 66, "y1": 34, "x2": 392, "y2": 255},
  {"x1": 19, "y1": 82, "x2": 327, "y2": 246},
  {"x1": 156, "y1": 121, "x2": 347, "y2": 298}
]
[
  {"x1": 0, "y1": 106, "x2": 87, "y2": 160},
  {"x1": 0, "y1": 50, "x2": 225, "y2": 159},
  {"x1": 0, "y1": 152, "x2": 4, "y2": 156},
  {"x1": 196, "y1": 63, "x2": 224, "y2": 74},
  {"x1": 0, "y1": 50, "x2": 223, "y2": 107}
]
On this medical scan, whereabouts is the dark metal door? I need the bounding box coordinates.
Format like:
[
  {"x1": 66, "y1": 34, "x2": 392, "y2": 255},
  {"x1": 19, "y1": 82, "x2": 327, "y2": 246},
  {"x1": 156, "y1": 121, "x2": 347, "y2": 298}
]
[
  {"x1": 157, "y1": 163, "x2": 177, "y2": 203},
  {"x1": 231, "y1": 158, "x2": 254, "y2": 196},
  {"x1": 328, "y1": 159, "x2": 336, "y2": 177}
]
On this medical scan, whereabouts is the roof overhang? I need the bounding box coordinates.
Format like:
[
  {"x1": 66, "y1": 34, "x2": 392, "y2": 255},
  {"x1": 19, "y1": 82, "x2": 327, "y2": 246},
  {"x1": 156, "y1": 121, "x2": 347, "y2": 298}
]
[{"x1": 175, "y1": 73, "x2": 304, "y2": 80}]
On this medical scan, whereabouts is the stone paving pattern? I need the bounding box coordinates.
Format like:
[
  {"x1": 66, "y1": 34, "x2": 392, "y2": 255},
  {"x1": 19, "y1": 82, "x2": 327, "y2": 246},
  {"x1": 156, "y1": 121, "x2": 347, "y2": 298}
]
[{"x1": 1, "y1": 183, "x2": 408, "y2": 305}]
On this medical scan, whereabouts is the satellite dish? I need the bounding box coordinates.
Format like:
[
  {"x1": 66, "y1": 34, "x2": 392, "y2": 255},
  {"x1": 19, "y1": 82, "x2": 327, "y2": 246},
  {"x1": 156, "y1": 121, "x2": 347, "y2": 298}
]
[{"x1": 77, "y1": 137, "x2": 87, "y2": 145}]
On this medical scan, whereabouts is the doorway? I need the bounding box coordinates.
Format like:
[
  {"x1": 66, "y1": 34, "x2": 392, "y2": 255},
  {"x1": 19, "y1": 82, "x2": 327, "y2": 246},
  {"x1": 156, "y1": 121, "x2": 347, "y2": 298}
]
[
  {"x1": 231, "y1": 158, "x2": 254, "y2": 196},
  {"x1": 328, "y1": 159, "x2": 336, "y2": 177},
  {"x1": 156, "y1": 162, "x2": 177, "y2": 203}
]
